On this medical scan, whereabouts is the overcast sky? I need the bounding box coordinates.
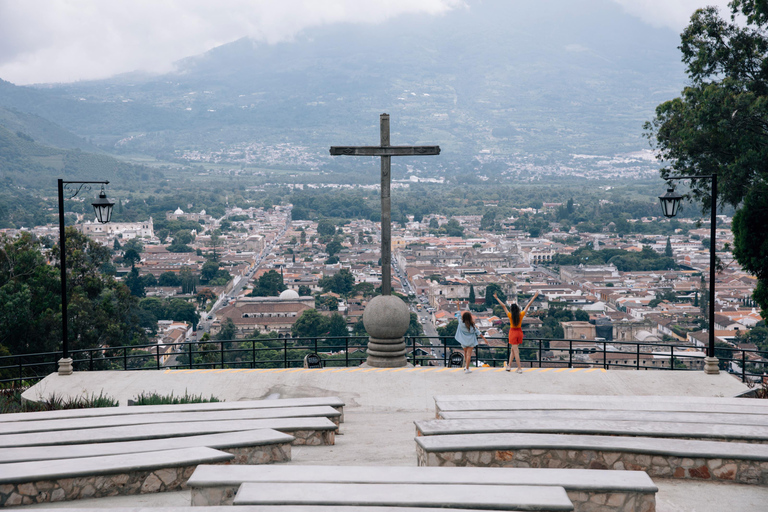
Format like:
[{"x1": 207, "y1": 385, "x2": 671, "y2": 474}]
[{"x1": 0, "y1": 0, "x2": 731, "y2": 85}]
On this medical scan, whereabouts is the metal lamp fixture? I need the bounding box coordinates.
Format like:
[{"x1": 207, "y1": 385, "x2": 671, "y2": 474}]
[
  {"x1": 658, "y1": 187, "x2": 683, "y2": 218},
  {"x1": 658, "y1": 174, "x2": 719, "y2": 375},
  {"x1": 91, "y1": 185, "x2": 115, "y2": 224},
  {"x1": 57, "y1": 179, "x2": 115, "y2": 376}
]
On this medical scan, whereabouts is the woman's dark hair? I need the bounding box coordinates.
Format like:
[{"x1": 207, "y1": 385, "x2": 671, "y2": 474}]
[
  {"x1": 461, "y1": 311, "x2": 475, "y2": 329},
  {"x1": 510, "y1": 303, "x2": 521, "y2": 327}
]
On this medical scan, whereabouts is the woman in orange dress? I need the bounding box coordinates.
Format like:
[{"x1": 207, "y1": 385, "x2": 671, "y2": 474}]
[{"x1": 494, "y1": 290, "x2": 539, "y2": 373}]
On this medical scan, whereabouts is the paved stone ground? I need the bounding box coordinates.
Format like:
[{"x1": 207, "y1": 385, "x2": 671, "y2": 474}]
[{"x1": 11, "y1": 367, "x2": 768, "y2": 511}]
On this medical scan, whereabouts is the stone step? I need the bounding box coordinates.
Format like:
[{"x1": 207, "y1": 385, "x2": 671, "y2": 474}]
[
  {"x1": 0, "y1": 447, "x2": 233, "y2": 507},
  {"x1": 188, "y1": 464, "x2": 656, "y2": 511},
  {"x1": 0, "y1": 405, "x2": 340, "y2": 435},
  {"x1": 415, "y1": 417, "x2": 768, "y2": 443},
  {"x1": 1, "y1": 396, "x2": 345, "y2": 423},
  {"x1": 439, "y1": 409, "x2": 768, "y2": 426},
  {"x1": 435, "y1": 398, "x2": 768, "y2": 417},
  {"x1": 415, "y1": 432, "x2": 768, "y2": 485},
  {"x1": 233, "y1": 482, "x2": 574, "y2": 511},
  {"x1": 0, "y1": 429, "x2": 293, "y2": 464},
  {"x1": 0, "y1": 417, "x2": 336, "y2": 448}
]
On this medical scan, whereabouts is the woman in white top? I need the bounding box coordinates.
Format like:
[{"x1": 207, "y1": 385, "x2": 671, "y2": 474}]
[{"x1": 455, "y1": 311, "x2": 488, "y2": 373}]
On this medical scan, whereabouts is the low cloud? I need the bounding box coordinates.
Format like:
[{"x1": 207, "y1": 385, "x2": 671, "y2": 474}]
[
  {"x1": 610, "y1": 0, "x2": 731, "y2": 32},
  {"x1": 0, "y1": 0, "x2": 465, "y2": 85}
]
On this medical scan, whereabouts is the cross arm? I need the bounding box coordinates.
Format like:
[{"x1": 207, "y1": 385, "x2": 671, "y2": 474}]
[{"x1": 329, "y1": 146, "x2": 440, "y2": 156}]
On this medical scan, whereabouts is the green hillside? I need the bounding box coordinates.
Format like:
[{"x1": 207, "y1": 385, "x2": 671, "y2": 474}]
[{"x1": 0, "y1": 125, "x2": 164, "y2": 229}]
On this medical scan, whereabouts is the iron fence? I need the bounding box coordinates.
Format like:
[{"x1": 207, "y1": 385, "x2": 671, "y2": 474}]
[{"x1": 1, "y1": 336, "x2": 766, "y2": 387}]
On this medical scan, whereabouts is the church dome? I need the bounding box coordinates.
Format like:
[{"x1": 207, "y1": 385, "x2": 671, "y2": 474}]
[
  {"x1": 174, "y1": 207, "x2": 184, "y2": 215},
  {"x1": 279, "y1": 289, "x2": 300, "y2": 300}
]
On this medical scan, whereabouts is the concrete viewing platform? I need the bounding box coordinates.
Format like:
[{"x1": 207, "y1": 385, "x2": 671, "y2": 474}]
[{"x1": 10, "y1": 367, "x2": 768, "y2": 511}]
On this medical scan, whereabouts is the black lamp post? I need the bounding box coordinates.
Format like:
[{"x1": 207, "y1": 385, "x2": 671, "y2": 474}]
[
  {"x1": 57, "y1": 180, "x2": 114, "y2": 375},
  {"x1": 658, "y1": 174, "x2": 719, "y2": 374}
]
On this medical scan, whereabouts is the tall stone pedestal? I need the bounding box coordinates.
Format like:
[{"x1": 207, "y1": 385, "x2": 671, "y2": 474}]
[{"x1": 362, "y1": 295, "x2": 411, "y2": 368}]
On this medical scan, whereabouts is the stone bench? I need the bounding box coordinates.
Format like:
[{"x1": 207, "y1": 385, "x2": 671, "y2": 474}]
[
  {"x1": 0, "y1": 446, "x2": 233, "y2": 507},
  {"x1": 0, "y1": 429, "x2": 293, "y2": 464},
  {"x1": 233, "y1": 482, "x2": 574, "y2": 511},
  {"x1": 0, "y1": 417, "x2": 337, "y2": 448},
  {"x1": 434, "y1": 395, "x2": 768, "y2": 418},
  {"x1": 439, "y1": 409, "x2": 768, "y2": 427},
  {"x1": 0, "y1": 405, "x2": 342, "y2": 435},
  {"x1": 415, "y1": 432, "x2": 768, "y2": 485},
  {"x1": 415, "y1": 418, "x2": 768, "y2": 443},
  {"x1": 7, "y1": 396, "x2": 346, "y2": 423},
  {"x1": 187, "y1": 464, "x2": 656, "y2": 512}
]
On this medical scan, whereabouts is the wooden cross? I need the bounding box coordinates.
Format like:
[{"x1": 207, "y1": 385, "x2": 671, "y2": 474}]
[{"x1": 330, "y1": 113, "x2": 440, "y2": 295}]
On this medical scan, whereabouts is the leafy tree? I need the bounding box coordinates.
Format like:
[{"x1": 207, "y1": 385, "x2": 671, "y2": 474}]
[
  {"x1": 249, "y1": 270, "x2": 286, "y2": 297},
  {"x1": 318, "y1": 268, "x2": 355, "y2": 295},
  {"x1": 124, "y1": 267, "x2": 146, "y2": 297},
  {"x1": 574, "y1": 309, "x2": 590, "y2": 322},
  {"x1": 468, "y1": 285, "x2": 476, "y2": 304},
  {"x1": 326, "y1": 240, "x2": 342, "y2": 257},
  {"x1": 298, "y1": 285, "x2": 312, "y2": 296},
  {"x1": 406, "y1": 312, "x2": 425, "y2": 337},
  {"x1": 158, "y1": 271, "x2": 182, "y2": 287},
  {"x1": 645, "y1": 0, "x2": 768, "y2": 315},
  {"x1": 208, "y1": 231, "x2": 221, "y2": 261},
  {"x1": 327, "y1": 313, "x2": 348, "y2": 337},
  {"x1": 429, "y1": 217, "x2": 439, "y2": 229},
  {"x1": 201, "y1": 261, "x2": 220, "y2": 283},
  {"x1": 484, "y1": 284, "x2": 506, "y2": 306},
  {"x1": 443, "y1": 218, "x2": 464, "y2": 237},
  {"x1": 480, "y1": 210, "x2": 496, "y2": 230},
  {"x1": 665, "y1": 237, "x2": 673, "y2": 257},
  {"x1": 216, "y1": 318, "x2": 238, "y2": 340},
  {"x1": 317, "y1": 220, "x2": 336, "y2": 237},
  {"x1": 123, "y1": 238, "x2": 144, "y2": 253},
  {"x1": 291, "y1": 309, "x2": 329, "y2": 338},
  {"x1": 123, "y1": 248, "x2": 141, "y2": 268},
  {"x1": 196, "y1": 288, "x2": 217, "y2": 307},
  {"x1": 179, "y1": 268, "x2": 198, "y2": 294}
]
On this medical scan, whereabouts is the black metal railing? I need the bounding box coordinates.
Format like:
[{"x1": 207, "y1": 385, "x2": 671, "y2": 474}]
[{"x1": 1, "y1": 336, "x2": 766, "y2": 387}]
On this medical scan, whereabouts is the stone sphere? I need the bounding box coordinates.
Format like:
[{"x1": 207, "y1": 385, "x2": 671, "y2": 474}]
[{"x1": 363, "y1": 295, "x2": 410, "y2": 339}]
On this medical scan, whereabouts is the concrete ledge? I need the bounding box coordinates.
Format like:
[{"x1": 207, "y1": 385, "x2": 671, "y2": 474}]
[
  {"x1": 188, "y1": 464, "x2": 656, "y2": 511},
  {"x1": 233, "y1": 482, "x2": 574, "y2": 511},
  {"x1": 415, "y1": 433, "x2": 768, "y2": 485},
  {"x1": 0, "y1": 447, "x2": 233, "y2": 507},
  {"x1": 0, "y1": 417, "x2": 337, "y2": 448},
  {"x1": 10, "y1": 396, "x2": 345, "y2": 424},
  {"x1": 415, "y1": 418, "x2": 768, "y2": 443},
  {"x1": 0, "y1": 429, "x2": 293, "y2": 464},
  {"x1": 0, "y1": 405, "x2": 341, "y2": 435},
  {"x1": 439, "y1": 409, "x2": 768, "y2": 427},
  {"x1": 434, "y1": 395, "x2": 768, "y2": 417}
]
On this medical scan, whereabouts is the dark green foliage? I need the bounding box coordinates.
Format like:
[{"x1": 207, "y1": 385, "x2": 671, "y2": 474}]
[
  {"x1": 645, "y1": 1, "x2": 768, "y2": 316},
  {"x1": 130, "y1": 391, "x2": 220, "y2": 406},
  {"x1": 468, "y1": 285, "x2": 476, "y2": 304},
  {"x1": 484, "y1": 284, "x2": 506, "y2": 306},
  {"x1": 158, "y1": 272, "x2": 182, "y2": 287},
  {"x1": 249, "y1": 269, "x2": 286, "y2": 297},
  {"x1": 138, "y1": 296, "x2": 200, "y2": 329},
  {"x1": 327, "y1": 313, "x2": 348, "y2": 337},
  {"x1": 291, "y1": 309, "x2": 330, "y2": 338},
  {"x1": 0, "y1": 388, "x2": 118, "y2": 414},
  {"x1": 574, "y1": 309, "x2": 590, "y2": 321},
  {"x1": 406, "y1": 312, "x2": 424, "y2": 337},
  {"x1": 552, "y1": 246, "x2": 676, "y2": 272},
  {"x1": 0, "y1": 230, "x2": 150, "y2": 356},
  {"x1": 124, "y1": 267, "x2": 146, "y2": 297},
  {"x1": 318, "y1": 269, "x2": 355, "y2": 295}
]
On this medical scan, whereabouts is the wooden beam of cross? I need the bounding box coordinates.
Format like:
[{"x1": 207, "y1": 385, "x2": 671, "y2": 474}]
[{"x1": 330, "y1": 113, "x2": 440, "y2": 295}]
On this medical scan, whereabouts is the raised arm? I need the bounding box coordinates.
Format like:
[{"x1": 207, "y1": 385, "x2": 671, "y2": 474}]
[
  {"x1": 493, "y1": 292, "x2": 509, "y2": 315},
  {"x1": 522, "y1": 291, "x2": 540, "y2": 314}
]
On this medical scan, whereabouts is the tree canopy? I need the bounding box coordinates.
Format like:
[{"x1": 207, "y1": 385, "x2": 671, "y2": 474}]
[{"x1": 645, "y1": 0, "x2": 768, "y2": 315}]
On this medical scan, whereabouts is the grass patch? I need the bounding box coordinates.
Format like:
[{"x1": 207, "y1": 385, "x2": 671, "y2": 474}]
[
  {"x1": 129, "y1": 390, "x2": 221, "y2": 406},
  {"x1": 0, "y1": 387, "x2": 118, "y2": 414}
]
